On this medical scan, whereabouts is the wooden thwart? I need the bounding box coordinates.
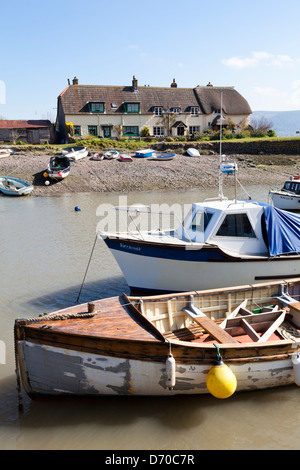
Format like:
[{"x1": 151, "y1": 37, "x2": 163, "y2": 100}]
[{"x1": 184, "y1": 304, "x2": 239, "y2": 344}]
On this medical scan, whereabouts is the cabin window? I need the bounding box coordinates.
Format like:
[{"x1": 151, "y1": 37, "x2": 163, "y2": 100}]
[
  {"x1": 153, "y1": 126, "x2": 164, "y2": 136},
  {"x1": 89, "y1": 102, "x2": 105, "y2": 113},
  {"x1": 88, "y1": 126, "x2": 97, "y2": 136},
  {"x1": 216, "y1": 213, "x2": 256, "y2": 238},
  {"x1": 123, "y1": 126, "x2": 139, "y2": 136},
  {"x1": 124, "y1": 103, "x2": 140, "y2": 113},
  {"x1": 284, "y1": 182, "x2": 300, "y2": 193},
  {"x1": 191, "y1": 211, "x2": 213, "y2": 232}
]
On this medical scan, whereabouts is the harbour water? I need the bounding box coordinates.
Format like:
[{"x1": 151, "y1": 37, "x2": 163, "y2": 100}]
[{"x1": 1, "y1": 185, "x2": 300, "y2": 450}]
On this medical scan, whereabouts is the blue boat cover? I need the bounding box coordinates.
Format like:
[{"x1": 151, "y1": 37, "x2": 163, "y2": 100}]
[{"x1": 262, "y1": 204, "x2": 300, "y2": 256}]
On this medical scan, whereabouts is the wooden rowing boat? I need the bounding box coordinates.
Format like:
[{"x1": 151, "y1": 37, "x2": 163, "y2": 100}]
[{"x1": 14, "y1": 278, "x2": 300, "y2": 400}]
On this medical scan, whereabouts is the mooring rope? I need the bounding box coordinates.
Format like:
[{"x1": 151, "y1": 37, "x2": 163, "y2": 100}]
[{"x1": 76, "y1": 234, "x2": 98, "y2": 303}]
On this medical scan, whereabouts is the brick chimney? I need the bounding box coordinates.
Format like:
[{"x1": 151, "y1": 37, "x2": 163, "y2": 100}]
[
  {"x1": 72, "y1": 76, "x2": 78, "y2": 85},
  {"x1": 132, "y1": 75, "x2": 138, "y2": 92},
  {"x1": 171, "y1": 79, "x2": 177, "y2": 88}
]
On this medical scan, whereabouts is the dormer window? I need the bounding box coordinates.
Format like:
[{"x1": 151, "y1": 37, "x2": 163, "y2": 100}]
[
  {"x1": 89, "y1": 102, "x2": 105, "y2": 113},
  {"x1": 154, "y1": 106, "x2": 163, "y2": 116},
  {"x1": 170, "y1": 107, "x2": 181, "y2": 114},
  {"x1": 214, "y1": 109, "x2": 221, "y2": 114},
  {"x1": 190, "y1": 106, "x2": 199, "y2": 115},
  {"x1": 124, "y1": 102, "x2": 140, "y2": 113}
]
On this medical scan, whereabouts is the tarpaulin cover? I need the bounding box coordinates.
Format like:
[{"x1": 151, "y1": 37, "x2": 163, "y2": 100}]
[{"x1": 262, "y1": 204, "x2": 300, "y2": 256}]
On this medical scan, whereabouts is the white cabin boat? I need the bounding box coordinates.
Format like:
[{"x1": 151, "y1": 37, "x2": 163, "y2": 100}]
[{"x1": 270, "y1": 176, "x2": 300, "y2": 210}]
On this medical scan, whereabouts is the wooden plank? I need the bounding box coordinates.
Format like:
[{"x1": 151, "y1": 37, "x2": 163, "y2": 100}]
[
  {"x1": 288, "y1": 302, "x2": 300, "y2": 314},
  {"x1": 258, "y1": 311, "x2": 286, "y2": 343},
  {"x1": 219, "y1": 300, "x2": 248, "y2": 329},
  {"x1": 184, "y1": 309, "x2": 239, "y2": 343},
  {"x1": 241, "y1": 319, "x2": 260, "y2": 342}
]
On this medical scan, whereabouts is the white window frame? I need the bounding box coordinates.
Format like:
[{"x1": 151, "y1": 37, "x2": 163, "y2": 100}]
[
  {"x1": 153, "y1": 126, "x2": 164, "y2": 136},
  {"x1": 189, "y1": 126, "x2": 200, "y2": 135},
  {"x1": 154, "y1": 106, "x2": 163, "y2": 116},
  {"x1": 190, "y1": 106, "x2": 199, "y2": 115}
]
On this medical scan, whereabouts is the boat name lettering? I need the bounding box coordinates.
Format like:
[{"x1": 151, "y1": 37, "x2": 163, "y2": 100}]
[{"x1": 120, "y1": 243, "x2": 141, "y2": 252}]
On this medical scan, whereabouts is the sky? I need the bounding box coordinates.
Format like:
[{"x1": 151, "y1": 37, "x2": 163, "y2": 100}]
[{"x1": 1, "y1": 0, "x2": 300, "y2": 120}]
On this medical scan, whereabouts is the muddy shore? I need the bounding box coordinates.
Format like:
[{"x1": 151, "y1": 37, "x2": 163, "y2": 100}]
[{"x1": 0, "y1": 148, "x2": 299, "y2": 196}]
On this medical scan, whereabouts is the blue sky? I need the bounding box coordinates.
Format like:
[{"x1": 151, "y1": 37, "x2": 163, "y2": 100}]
[{"x1": 1, "y1": 0, "x2": 300, "y2": 120}]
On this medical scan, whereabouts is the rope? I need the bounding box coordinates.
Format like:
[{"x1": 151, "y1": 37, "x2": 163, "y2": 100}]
[{"x1": 76, "y1": 234, "x2": 98, "y2": 303}]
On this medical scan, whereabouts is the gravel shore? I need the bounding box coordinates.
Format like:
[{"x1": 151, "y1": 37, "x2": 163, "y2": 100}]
[{"x1": 1, "y1": 149, "x2": 300, "y2": 196}]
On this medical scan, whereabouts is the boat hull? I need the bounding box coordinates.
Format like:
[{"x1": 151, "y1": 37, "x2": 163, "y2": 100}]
[
  {"x1": 270, "y1": 191, "x2": 300, "y2": 210},
  {"x1": 16, "y1": 338, "x2": 295, "y2": 397},
  {"x1": 104, "y1": 238, "x2": 300, "y2": 292}
]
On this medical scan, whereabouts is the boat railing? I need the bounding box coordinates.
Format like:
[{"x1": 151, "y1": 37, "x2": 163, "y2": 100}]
[{"x1": 113, "y1": 206, "x2": 194, "y2": 243}]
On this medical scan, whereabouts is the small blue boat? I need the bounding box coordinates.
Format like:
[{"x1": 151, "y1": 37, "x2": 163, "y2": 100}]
[
  {"x1": 0, "y1": 176, "x2": 34, "y2": 196},
  {"x1": 135, "y1": 149, "x2": 155, "y2": 157}
]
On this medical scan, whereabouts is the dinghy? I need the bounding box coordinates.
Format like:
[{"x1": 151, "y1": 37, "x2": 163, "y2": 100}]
[
  {"x1": 46, "y1": 155, "x2": 71, "y2": 181},
  {"x1": 14, "y1": 277, "x2": 300, "y2": 399},
  {"x1": 187, "y1": 148, "x2": 200, "y2": 157},
  {"x1": 61, "y1": 146, "x2": 88, "y2": 161},
  {"x1": 135, "y1": 149, "x2": 155, "y2": 157},
  {"x1": 104, "y1": 150, "x2": 119, "y2": 160},
  {"x1": 150, "y1": 152, "x2": 175, "y2": 161},
  {"x1": 119, "y1": 154, "x2": 133, "y2": 161},
  {"x1": 0, "y1": 176, "x2": 33, "y2": 196}
]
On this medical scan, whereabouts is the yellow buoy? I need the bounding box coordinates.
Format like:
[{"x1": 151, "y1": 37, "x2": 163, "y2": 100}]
[
  {"x1": 206, "y1": 344, "x2": 237, "y2": 399},
  {"x1": 43, "y1": 172, "x2": 48, "y2": 178}
]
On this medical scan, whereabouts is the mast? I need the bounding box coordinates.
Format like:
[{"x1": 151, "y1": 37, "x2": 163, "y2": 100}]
[{"x1": 218, "y1": 91, "x2": 224, "y2": 200}]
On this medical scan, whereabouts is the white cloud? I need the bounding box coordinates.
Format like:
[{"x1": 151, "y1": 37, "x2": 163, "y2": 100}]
[{"x1": 222, "y1": 52, "x2": 296, "y2": 69}]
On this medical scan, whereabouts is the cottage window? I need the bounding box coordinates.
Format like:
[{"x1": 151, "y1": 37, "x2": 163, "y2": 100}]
[
  {"x1": 170, "y1": 107, "x2": 181, "y2": 114},
  {"x1": 216, "y1": 213, "x2": 256, "y2": 238},
  {"x1": 153, "y1": 127, "x2": 164, "y2": 136},
  {"x1": 189, "y1": 126, "x2": 200, "y2": 135},
  {"x1": 154, "y1": 107, "x2": 163, "y2": 116},
  {"x1": 89, "y1": 102, "x2": 105, "y2": 113},
  {"x1": 74, "y1": 126, "x2": 81, "y2": 136},
  {"x1": 190, "y1": 107, "x2": 199, "y2": 115},
  {"x1": 123, "y1": 126, "x2": 139, "y2": 136},
  {"x1": 124, "y1": 103, "x2": 140, "y2": 113},
  {"x1": 214, "y1": 109, "x2": 221, "y2": 114},
  {"x1": 88, "y1": 126, "x2": 98, "y2": 136}
]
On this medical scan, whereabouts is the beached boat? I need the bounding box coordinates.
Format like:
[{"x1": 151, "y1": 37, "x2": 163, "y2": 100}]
[
  {"x1": 187, "y1": 148, "x2": 200, "y2": 157},
  {"x1": 90, "y1": 153, "x2": 105, "y2": 161},
  {"x1": 61, "y1": 146, "x2": 88, "y2": 161},
  {"x1": 104, "y1": 150, "x2": 119, "y2": 160},
  {"x1": 135, "y1": 149, "x2": 155, "y2": 157},
  {"x1": 0, "y1": 176, "x2": 33, "y2": 196},
  {"x1": 0, "y1": 149, "x2": 12, "y2": 158},
  {"x1": 14, "y1": 278, "x2": 300, "y2": 399},
  {"x1": 46, "y1": 155, "x2": 71, "y2": 181},
  {"x1": 119, "y1": 154, "x2": 133, "y2": 162},
  {"x1": 150, "y1": 152, "x2": 175, "y2": 161},
  {"x1": 269, "y1": 176, "x2": 300, "y2": 210}
]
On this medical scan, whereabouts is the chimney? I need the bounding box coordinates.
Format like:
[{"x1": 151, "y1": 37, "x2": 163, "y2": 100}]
[
  {"x1": 132, "y1": 75, "x2": 138, "y2": 92},
  {"x1": 171, "y1": 79, "x2": 177, "y2": 88},
  {"x1": 72, "y1": 76, "x2": 78, "y2": 85},
  {"x1": 207, "y1": 82, "x2": 213, "y2": 87}
]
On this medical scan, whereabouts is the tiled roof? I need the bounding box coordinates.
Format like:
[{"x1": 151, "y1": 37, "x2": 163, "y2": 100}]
[
  {"x1": 0, "y1": 120, "x2": 51, "y2": 129},
  {"x1": 59, "y1": 81, "x2": 252, "y2": 116}
]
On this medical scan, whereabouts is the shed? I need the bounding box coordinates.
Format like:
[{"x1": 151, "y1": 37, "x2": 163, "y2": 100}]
[{"x1": 0, "y1": 120, "x2": 54, "y2": 144}]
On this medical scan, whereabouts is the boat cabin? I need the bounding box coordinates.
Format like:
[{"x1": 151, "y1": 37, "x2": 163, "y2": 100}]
[
  {"x1": 176, "y1": 199, "x2": 268, "y2": 255},
  {"x1": 282, "y1": 180, "x2": 300, "y2": 194}
]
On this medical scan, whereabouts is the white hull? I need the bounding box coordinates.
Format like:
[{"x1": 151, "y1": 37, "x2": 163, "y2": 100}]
[
  {"x1": 270, "y1": 191, "x2": 300, "y2": 210},
  {"x1": 17, "y1": 340, "x2": 295, "y2": 396},
  {"x1": 109, "y1": 248, "x2": 300, "y2": 292}
]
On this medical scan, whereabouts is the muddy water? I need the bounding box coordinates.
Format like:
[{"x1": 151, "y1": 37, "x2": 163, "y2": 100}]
[{"x1": 1, "y1": 186, "x2": 300, "y2": 450}]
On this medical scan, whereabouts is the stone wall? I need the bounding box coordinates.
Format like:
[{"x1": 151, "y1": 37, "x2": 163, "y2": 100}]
[{"x1": 153, "y1": 139, "x2": 300, "y2": 155}]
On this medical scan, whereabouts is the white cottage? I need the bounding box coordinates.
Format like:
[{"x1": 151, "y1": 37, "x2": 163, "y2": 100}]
[{"x1": 55, "y1": 76, "x2": 252, "y2": 142}]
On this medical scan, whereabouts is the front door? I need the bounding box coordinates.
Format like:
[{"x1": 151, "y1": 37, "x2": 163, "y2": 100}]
[{"x1": 177, "y1": 126, "x2": 185, "y2": 136}]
